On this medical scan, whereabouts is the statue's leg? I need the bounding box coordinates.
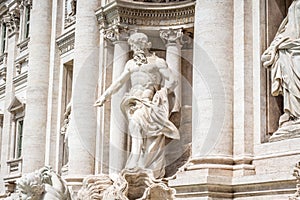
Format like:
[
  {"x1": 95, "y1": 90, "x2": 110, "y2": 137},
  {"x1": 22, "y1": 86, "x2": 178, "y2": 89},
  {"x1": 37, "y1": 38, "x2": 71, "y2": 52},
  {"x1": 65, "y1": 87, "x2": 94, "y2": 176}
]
[{"x1": 127, "y1": 118, "x2": 144, "y2": 168}]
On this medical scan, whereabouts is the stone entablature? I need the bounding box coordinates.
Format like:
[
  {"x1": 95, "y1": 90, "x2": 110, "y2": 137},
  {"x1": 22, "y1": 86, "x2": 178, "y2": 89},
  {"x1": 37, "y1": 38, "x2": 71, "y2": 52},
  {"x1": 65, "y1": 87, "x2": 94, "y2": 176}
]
[
  {"x1": 56, "y1": 28, "x2": 75, "y2": 55},
  {"x1": 95, "y1": 0, "x2": 195, "y2": 30}
]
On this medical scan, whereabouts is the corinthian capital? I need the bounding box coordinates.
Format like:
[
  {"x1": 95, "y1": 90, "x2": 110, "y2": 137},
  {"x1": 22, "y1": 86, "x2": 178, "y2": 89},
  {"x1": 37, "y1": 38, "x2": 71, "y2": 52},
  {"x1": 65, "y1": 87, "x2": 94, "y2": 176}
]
[
  {"x1": 104, "y1": 25, "x2": 129, "y2": 43},
  {"x1": 160, "y1": 28, "x2": 184, "y2": 46},
  {"x1": 2, "y1": 8, "x2": 20, "y2": 36}
]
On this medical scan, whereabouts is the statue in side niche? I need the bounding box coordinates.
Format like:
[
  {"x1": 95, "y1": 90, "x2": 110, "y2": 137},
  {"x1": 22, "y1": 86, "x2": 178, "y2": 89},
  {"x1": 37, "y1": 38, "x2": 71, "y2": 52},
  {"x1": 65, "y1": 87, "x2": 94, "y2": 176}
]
[
  {"x1": 262, "y1": 0, "x2": 300, "y2": 141},
  {"x1": 95, "y1": 32, "x2": 180, "y2": 179}
]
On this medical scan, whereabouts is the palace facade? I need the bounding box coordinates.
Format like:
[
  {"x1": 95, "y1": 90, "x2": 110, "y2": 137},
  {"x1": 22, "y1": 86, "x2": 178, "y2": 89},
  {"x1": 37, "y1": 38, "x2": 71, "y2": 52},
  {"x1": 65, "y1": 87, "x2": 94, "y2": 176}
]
[{"x1": 0, "y1": 0, "x2": 297, "y2": 199}]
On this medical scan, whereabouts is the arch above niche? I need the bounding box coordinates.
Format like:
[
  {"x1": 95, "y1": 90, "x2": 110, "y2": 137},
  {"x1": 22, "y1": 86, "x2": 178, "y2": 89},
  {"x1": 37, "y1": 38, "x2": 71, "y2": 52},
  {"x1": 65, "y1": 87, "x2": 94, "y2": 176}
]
[{"x1": 95, "y1": 0, "x2": 195, "y2": 31}]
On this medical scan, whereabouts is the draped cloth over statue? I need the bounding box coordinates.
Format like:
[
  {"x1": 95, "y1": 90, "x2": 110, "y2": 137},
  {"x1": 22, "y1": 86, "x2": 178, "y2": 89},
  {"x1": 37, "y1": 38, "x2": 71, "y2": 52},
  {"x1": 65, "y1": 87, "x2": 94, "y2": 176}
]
[
  {"x1": 262, "y1": 0, "x2": 300, "y2": 126},
  {"x1": 121, "y1": 87, "x2": 180, "y2": 179}
]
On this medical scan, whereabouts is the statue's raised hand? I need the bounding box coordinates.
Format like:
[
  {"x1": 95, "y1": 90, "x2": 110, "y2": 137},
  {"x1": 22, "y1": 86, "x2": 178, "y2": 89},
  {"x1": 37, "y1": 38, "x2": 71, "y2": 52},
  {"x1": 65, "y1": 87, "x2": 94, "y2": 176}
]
[{"x1": 94, "y1": 95, "x2": 106, "y2": 107}]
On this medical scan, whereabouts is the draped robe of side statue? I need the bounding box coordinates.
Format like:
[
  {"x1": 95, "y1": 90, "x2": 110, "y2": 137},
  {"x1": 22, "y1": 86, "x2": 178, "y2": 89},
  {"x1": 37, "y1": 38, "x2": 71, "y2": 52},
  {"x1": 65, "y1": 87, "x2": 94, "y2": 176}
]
[
  {"x1": 262, "y1": 0, "x2": 300, "y2": 136},
  {"x1": 121, "y1": 59, "x2": 180, "y2": 178}
]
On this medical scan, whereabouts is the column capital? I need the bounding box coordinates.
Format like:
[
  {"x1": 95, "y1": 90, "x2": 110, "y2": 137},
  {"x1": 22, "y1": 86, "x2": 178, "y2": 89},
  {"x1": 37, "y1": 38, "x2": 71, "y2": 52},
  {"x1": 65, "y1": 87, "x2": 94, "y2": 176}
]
[
  {"x1": 160, "y1": 28, "x2": 184, "y2": 47},
  {"x1": 103, "y1": 25, "x2": 129, "y2": 43},
  {"x1": 18, "y1": 0, "x2": 32, "y2": 9},
  {"x1": 2, "y1": 8, "x2": 20, "y2": 37}
]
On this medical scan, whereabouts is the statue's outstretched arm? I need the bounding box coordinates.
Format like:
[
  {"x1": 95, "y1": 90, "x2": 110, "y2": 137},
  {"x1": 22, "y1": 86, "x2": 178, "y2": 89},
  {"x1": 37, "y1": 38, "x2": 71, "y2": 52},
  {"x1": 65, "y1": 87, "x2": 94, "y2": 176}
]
[{"x1": 95, "y1": 64, "x2": 130, "y2": 107}]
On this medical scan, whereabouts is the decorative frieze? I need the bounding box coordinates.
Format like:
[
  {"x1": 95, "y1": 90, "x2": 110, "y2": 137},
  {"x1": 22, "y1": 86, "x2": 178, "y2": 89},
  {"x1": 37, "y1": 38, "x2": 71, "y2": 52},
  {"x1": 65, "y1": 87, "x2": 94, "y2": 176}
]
[
  {"x1": 95, "y1": 0, "x2": 195, "y2": 30},
  {"x1": 56, "y1": 29, "x2": 75, "y2": 55}
]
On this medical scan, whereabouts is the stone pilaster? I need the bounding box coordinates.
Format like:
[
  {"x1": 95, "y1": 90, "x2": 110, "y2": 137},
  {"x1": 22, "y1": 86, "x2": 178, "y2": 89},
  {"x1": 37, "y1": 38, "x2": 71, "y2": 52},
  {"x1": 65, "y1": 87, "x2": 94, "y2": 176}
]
[
  {"x1": 232, "y1": 0, "x2": 255, "y2": 177},
  {"x1": 0, "y1": 6, "x2": 19, "y2": 192},
  {"x1": 67, "y1": 0, "x2": 99, "y2": 187},
  {"x1": 104, "y1": 26, "x2": 130, "y2": 174},
  {"x1": 22, "y1": 0, "x2": 52, "y2": 173},
  {"x1": 169, "y1": 0, "x2": 234, "y2": 198},
  {"x1": 160, "y1": 28, "x2": 184, "y2": 112}
]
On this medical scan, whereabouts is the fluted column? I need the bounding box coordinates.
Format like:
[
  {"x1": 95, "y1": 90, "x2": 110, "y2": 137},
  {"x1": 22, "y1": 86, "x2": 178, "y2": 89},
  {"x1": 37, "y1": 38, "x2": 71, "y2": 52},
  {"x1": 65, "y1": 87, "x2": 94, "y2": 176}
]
[
  {"x1": 160, "y1": 29, "x2": 183, "y2": 111},
  {"x1": 105, "y1": 26, "x2": 130, "y2": 174},
  {"x1": 22, "y1": 0, "x2": 52, "y2": 173},
  {"x1": 68, "y1": 0, "x2": 99, "y2": 178}
]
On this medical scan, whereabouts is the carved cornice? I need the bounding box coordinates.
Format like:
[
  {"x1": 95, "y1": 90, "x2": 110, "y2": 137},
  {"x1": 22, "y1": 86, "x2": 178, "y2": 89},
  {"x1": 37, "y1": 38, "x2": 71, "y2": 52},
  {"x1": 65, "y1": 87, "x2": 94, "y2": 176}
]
[
  {"x1": 95, "y1": 0, "x2": 195, "y2": 30},
  {"x1": 56, "y1": 28, "x2": 75, "y2": 55}
]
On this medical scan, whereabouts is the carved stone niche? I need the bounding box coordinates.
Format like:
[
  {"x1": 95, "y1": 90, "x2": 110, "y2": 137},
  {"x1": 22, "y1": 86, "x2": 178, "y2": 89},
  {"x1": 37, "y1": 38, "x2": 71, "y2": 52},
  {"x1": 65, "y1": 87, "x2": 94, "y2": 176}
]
[{"x1": 95, "y1": 0, "x2": 195, "y2": 31}]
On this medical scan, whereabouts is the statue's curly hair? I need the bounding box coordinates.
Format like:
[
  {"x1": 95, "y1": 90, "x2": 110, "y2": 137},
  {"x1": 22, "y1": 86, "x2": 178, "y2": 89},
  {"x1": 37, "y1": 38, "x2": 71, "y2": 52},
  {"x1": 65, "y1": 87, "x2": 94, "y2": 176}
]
[{"x1": 16, "y1": 171, "x2": 45, "y2": 199}]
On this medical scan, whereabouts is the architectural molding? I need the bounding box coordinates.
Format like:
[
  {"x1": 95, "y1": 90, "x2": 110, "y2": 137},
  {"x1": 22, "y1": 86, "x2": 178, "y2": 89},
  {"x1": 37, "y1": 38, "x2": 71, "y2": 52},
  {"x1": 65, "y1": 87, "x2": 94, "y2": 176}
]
[
  {"x1": 4, "y1": 158, "x2": 22, "y2": 183},
  {"x1": 17, "y1": 37, "x2": 29, "y2": 53},
  {"x1": 56, "y1": 28, "x2": 75, "y2": 55},
  {"x1": 13, "y1": 70, "x2": 27, "y2": 89},
  {"x1": 95, "y1": 0, "x2": 195, "y2": 30}
]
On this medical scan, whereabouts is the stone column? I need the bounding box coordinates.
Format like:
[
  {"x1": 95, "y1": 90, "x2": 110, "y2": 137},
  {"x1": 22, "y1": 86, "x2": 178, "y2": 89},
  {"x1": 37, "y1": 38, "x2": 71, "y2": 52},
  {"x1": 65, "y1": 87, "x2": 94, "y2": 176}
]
[
  {"x1": 104, "y1": 26, "x2": 130, "y2": 174},
  {"x1": 21, "y1": 0, "x2": 52, "y2": 173},
  {"x1": 67, "y1": 0, "x2": 99, "y2": 180},
  {"x1": 169, "y1": 0, "x2": 234, "y2": 198},
  {"x1": 160, "y1": 29, "x2": 183, "y2": 111},
  {"x1": 190, "y1": 0, "x2": 233, "y2": 166}
]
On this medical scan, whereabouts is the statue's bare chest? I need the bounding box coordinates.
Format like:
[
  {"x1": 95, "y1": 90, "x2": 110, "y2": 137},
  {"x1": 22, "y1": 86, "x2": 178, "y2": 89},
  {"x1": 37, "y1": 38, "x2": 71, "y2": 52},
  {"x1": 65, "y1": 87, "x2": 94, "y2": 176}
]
[{"x1": 129, "y1": 62, "x2": 161, "y2": 85}]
